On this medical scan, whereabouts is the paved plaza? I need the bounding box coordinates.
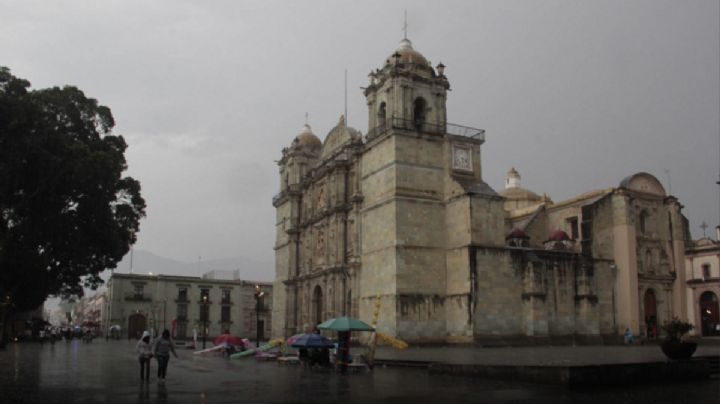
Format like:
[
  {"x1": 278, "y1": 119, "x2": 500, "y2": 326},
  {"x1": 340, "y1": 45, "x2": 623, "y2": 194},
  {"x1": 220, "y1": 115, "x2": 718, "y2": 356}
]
[{"x1": 0, "y1": 339, "x2": 718, "y2": 403}]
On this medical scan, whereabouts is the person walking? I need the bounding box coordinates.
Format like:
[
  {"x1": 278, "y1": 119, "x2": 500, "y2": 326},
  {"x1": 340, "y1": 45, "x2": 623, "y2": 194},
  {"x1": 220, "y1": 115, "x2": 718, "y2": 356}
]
[
  {"x1": 136, "y1": 331, "x2": 153, "y2": 382},
  {"x1": 152, "y1": 329, "x2": 178, "y2": 383}
]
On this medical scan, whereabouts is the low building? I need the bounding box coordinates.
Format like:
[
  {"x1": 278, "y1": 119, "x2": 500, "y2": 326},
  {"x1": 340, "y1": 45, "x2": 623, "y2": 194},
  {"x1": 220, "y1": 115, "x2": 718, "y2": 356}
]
[
  {"x1": 104, "y1": 272, "x2": 271, "y2": 342},
  {"x1": 685, "y1": 237, "x2": 720, "y2": 336},
  {"x1": 74, "y1": 292, "x2": 107, "y2": 332}
]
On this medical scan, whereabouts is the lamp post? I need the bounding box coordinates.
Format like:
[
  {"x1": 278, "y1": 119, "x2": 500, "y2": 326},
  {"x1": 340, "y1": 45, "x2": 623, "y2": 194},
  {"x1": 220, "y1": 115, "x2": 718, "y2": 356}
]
[
  {"x1": 254, "y1": 285, "x2": 264, "y2": 348},
  {"x1": 201, "y1": 294, "x2": 208, "y2": 349}
]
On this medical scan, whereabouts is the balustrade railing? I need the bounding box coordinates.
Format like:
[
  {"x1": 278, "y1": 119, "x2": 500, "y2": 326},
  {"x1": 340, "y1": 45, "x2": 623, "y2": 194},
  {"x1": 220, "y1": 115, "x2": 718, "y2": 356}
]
[{"x1": 366, "y1": 117, "x2": 484, "y2": 142}]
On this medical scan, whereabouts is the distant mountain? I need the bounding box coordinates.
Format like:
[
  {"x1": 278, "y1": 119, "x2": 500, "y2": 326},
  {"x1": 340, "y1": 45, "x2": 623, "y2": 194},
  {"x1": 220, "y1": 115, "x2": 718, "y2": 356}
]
[{"x1": 113, "y1": 249, "x2": 274, "y2": 282}]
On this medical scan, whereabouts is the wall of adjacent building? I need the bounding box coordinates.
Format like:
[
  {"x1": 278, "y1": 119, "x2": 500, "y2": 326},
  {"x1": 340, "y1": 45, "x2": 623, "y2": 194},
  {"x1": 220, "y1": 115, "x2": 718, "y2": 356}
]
[{"x1": 106, "y1": 274, "x2": 271, "y2": 341}]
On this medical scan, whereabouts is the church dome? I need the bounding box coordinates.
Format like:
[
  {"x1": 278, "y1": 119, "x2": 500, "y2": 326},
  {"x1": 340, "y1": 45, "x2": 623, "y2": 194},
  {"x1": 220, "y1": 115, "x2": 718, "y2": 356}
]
[
  {"x1": 320, "y1": 115, "x2": 361, "y2": 160},
  {"x1": 499, "y1": 187, "x2": 542, "y2": 201},
  {"x1": 385, "y1": 38, "x2": 429, "y2": 67},
  {"x1": 293, "y1": 124, "x2": 321, "y2": 148},
  {"x1": 499, "y1": 167, "x2": 544, "y2": 202}
]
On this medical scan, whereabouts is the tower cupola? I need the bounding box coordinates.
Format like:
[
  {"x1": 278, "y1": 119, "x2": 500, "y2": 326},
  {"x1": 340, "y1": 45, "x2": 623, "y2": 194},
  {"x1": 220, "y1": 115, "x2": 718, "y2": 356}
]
[
  {"x1": 292, "y1": 124, "x2": 321, "y2": 150},
  {"x1": 365, "y1": 37, "x2": 450, "y2": 137},
  {"x1": 506, "y1": 167, "x2": 521, "y2": 189}
]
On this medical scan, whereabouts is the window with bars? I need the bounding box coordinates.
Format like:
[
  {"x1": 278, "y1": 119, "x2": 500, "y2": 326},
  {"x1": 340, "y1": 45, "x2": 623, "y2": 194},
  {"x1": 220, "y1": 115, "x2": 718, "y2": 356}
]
[
  {"x1": 200, "y1": 288, "x2": 210, "y2": 303},
  {"x1": 177, "y1": 304, "x2": 187, "y2": 320},
  {"x1": 176, "y1": 322, "x2": 187, "y2": 339},
  {"x1": 178, "y1": 287, "x2": 188, "y2": 301},
  {"x1": 221, "y1": 289, "x2": 231, "y2": 304}
]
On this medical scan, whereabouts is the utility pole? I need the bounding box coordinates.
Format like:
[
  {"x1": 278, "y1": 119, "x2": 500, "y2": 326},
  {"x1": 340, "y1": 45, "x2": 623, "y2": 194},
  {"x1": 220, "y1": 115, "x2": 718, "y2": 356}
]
[{"x1": 254, "y1": 285, "x2": 264, "y2": 348}]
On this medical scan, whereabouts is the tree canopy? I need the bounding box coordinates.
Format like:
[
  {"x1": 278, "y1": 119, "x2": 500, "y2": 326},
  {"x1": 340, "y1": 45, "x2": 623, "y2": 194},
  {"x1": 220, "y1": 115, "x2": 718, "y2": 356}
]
[{"x1": 0, "y1": 66, "x2": 146, "y2": 312}]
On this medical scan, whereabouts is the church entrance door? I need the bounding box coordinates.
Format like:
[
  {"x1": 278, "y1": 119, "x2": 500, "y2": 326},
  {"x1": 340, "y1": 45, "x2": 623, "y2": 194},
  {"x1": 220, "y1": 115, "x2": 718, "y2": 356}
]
[
  {"x1": 644, "y1": 289, "x2": 657, "y2": 338},
  {"x1": 699, "y1": 291, "x2": 719, "y2": 336},
  {"x1": 128, "y1": 313, "x2": 147, "y2": 340}
]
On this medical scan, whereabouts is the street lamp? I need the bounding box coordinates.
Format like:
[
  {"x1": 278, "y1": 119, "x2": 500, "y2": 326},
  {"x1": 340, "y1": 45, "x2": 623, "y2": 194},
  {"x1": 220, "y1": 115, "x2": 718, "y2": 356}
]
[
  {"x1": 254, "y1": 285, "x2": 264, "y2": 348},
  {"x1": 201, "y1": 294, "x2": 208, "y2": 349}
]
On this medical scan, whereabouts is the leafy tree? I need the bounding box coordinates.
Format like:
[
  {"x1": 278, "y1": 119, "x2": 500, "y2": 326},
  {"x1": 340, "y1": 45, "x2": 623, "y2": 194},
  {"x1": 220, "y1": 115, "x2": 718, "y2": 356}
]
[{"x1": 0, "y1": 67, "x2": 145, "y2": 343}]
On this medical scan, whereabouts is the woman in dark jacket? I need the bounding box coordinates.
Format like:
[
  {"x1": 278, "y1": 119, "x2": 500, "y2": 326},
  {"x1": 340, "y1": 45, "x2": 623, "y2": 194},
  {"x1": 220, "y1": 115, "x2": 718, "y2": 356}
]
[{"x1": 152, "y1": 329, "x2": 178, "y2": 383}]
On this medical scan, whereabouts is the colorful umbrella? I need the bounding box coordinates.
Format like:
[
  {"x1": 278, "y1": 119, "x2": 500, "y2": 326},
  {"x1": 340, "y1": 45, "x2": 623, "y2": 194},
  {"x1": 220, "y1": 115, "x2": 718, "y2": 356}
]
[
  {"x1": 286, "y1": 333, "x2": 305, "y2": 345},
  {"x1": 290, "y1": 333, "x2": 335, "y2": 348},
  {"x1": 213, "y1": 334, "x2": 247, "y2": 347},
  {"x1": 317, "y1": 316, "x2": 374, "y2": 332}
]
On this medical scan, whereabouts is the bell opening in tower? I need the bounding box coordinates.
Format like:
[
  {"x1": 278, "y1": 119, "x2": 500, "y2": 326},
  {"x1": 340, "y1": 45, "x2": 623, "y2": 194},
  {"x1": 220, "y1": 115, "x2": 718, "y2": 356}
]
[{"x1": 413, "y1": 97, "x2": 426, "y2": 130}]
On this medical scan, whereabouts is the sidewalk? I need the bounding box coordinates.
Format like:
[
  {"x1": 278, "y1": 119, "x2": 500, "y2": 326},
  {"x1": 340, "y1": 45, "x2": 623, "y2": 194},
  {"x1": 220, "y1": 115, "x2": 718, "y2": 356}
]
[
  {"x1": 374, "y1": 343, "x2": 720, "y2": 366},
  {"x1": 372, "y1": 342, "x2": 720, "y2": 386}
]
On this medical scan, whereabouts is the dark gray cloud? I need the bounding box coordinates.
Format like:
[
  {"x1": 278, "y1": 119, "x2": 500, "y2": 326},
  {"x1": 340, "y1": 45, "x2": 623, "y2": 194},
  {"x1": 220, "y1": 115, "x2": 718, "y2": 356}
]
[{"x1": 2, "y1": 0, "x2": 718, "y2": 273}]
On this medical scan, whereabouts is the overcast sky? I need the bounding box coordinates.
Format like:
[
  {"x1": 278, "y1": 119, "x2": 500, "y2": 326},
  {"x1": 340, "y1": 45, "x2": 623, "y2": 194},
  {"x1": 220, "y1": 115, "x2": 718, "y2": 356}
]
[{"x1": 2, "y1": 0, "x2": 718, "y2": 276}]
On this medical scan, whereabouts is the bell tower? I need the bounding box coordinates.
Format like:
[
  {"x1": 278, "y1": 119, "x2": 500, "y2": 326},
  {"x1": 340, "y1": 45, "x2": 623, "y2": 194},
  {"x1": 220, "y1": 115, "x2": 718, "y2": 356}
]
[{"x1": 364, "y1": 38, "x2": 449, "y2": 135}]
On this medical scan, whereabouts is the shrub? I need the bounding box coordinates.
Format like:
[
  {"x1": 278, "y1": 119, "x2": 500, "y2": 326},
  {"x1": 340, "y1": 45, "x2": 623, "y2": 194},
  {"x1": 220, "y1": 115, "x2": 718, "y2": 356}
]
[{"x1": 662, "y1": 317, "x2": 694, "y2": 342}]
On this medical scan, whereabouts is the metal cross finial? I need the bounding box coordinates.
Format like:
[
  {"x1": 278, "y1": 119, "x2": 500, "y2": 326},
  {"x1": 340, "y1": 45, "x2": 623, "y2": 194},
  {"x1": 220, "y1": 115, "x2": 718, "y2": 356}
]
[
  {"x1": 701, "y1": 221, "x2": 709, "y2": 237},
  {"x1": 305, "y1": 112, "x2": 309, "y2": 125},
  {"x1": 402, "y1": 10, "x2": 408, "y2": 39}
]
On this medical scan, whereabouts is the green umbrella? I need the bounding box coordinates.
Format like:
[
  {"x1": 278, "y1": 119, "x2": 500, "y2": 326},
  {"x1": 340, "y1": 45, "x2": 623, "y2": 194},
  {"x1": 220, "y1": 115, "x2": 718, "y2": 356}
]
[{"x1": 317, "y1": 316, "x2": 374, "y2": 332}]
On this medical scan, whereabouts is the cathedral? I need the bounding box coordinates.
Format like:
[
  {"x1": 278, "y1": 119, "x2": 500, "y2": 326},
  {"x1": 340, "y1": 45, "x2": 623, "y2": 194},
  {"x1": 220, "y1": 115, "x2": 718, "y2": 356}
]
[{"x1": 272, "y1": 37, "x2": 690, "y2": 344}]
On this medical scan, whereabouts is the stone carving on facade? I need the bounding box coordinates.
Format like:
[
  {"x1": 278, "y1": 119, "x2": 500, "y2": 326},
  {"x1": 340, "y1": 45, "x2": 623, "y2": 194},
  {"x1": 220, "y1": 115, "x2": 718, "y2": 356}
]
[
  {"x1": 328, "y1": 223, "x2": 336, "y2": 264},
  {"x1": 315, "y1": 227, "x2": 325, "y2": 265},
  {"x1": 317, "y1": 185, "x2": 326, "y2": 210}
]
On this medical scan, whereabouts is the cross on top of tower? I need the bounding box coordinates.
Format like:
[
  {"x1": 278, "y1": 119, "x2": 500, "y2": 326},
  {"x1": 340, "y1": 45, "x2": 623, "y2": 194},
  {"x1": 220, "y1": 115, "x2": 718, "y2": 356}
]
[{"x1": 701, "y1": 221, "x2": 709, "y2": 237}]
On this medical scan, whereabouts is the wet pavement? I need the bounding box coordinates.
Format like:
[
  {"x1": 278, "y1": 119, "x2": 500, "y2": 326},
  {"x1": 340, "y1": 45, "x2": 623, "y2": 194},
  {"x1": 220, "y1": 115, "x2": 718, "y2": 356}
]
[{"x1": 0, "y1": 339, "x2": 718, "y2": 403}]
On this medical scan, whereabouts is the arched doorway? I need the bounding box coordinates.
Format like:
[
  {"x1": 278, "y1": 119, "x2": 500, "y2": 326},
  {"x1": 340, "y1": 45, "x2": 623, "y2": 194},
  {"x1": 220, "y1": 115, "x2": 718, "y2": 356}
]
[
  {"x1": 128, "y1": 313, "x2": 146, "y2": 340},
  {"x1": 312, "y1": 286, "x2": 323, "y2": 325},
  {"x1": 644, "y1": 289, "x2": 657, "y2": 338},
  {"x1": 699, "y1": 291, "x2": 719, "y2": 336}
]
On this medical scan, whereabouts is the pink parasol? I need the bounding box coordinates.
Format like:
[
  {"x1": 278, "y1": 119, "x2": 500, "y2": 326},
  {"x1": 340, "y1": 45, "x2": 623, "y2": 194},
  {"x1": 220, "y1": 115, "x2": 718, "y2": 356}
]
[
  {"x1": 213, "y1": 334, "x2": 247, "y2": 347},
  {"x1": 286, "y1": 334, "x2": 305, "y2": 345}
]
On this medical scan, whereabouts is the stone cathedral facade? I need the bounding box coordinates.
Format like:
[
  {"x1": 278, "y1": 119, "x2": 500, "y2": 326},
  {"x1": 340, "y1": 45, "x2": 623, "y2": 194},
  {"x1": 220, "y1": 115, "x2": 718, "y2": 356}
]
[{"x1": 272, "y1": 38, "x2": 691, "y2": 344}]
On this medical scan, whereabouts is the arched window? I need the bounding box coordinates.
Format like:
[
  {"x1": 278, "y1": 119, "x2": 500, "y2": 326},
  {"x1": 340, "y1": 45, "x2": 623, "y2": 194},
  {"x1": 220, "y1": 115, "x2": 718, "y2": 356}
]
[
  {"x1": 378, "y1": 102, "x2": 387, "y2": 128},
  {"x1": 413, "y1": 97, "x2": 427, "y2": 130},
  {"x1": 639, "y1": 210, "x2": 648, "y2": 234},
  {"x1": 702, "y1": 264, "x2": 711, "y2": 279}
]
